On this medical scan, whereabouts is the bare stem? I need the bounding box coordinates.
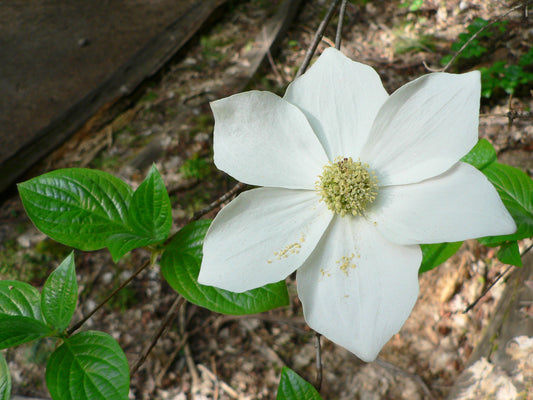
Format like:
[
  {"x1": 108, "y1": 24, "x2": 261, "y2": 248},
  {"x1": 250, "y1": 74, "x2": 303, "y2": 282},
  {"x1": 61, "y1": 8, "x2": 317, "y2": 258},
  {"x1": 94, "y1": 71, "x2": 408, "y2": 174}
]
[
  {"x1": 335, "y1": 0, "x2": 348, "y2": 50},
  {"x1": 314, "y1": 332, "x2": 323, "y2": 392},
  {"x1": 130, "y1": 294, "x2": 185, "y2": 375},
  {"x1": 192, "y1": 182, "x2": 246, "y2": 221},
  {"x1": 463, "y1": 264, "x2": 513, "y2": 313},
  {"x1": 463, "y1": 242, "x2": 532, "y2": 313},
  {"x1": 296, "y1": 0, "x2": 340, "y2": 78},
  {"x1": 67, "y1": 259, "x2": 151, "y2": 336},
  {"x1": 438, "y1": 0, "x2": 532, "y2": 72}
]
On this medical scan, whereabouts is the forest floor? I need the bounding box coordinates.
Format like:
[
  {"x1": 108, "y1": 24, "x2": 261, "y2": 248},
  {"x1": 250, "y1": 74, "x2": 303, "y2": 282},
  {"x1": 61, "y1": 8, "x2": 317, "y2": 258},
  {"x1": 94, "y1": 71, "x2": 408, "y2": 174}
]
[{"x1": 1, "y1": 0, "x2": 532, "y2": 399}]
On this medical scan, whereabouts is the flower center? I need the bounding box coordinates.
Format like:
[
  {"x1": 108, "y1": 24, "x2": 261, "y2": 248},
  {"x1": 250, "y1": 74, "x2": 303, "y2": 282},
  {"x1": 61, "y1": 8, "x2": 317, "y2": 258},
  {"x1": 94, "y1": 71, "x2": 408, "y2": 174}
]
[{"x1": 316, "y1": 157, "x2": 378, "y2": 217}]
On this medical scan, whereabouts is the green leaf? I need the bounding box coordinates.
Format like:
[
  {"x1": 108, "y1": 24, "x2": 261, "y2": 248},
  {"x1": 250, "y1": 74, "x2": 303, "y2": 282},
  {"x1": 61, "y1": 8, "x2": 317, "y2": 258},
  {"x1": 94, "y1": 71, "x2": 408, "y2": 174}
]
[
  {"x1": 0, "y1": 281, "x2": 43, "y2": 321},
  {"x1": 408, "y1": 0, "x2": 423, "y2": 11},
  {"x1": 18, "y1": 168, "x2": 173, "y2": 261},
  {"x1": 496, "y1": 241, "x2": 522, "y2": 267},
  {"x1": 0, "y1": 314, "x2": 53, "y2": 349},
  {"x1": 46, "y1": 331, "x2": 129, "y2": 400},
  {"x1": 41, "y1": 252, "x2": 78, "y2": 331},
  {"x1": 160, "y1": 220, "x2": 290, "y2": 315},
  {"x1": 276, "y1": 367, "x2": 322, "y2": 400},
  {"x1": 461, "y1": 139, "x2": 497, "y2": 170},
  {"x1": 18, "y1": 169, "x2": 133, "y2": 255},
  {"x1": 478, "y1": 162, "x2": 533, "y2": 245},
  {"x1": 419, "y1": 242, "x2": 463, "y2": 273},
  {"x1": 0, "y1": 352, "x2": 11, "y2": 400},
  {"x1": 127, "y1": 164, "x2": 172, "y2": 243}
]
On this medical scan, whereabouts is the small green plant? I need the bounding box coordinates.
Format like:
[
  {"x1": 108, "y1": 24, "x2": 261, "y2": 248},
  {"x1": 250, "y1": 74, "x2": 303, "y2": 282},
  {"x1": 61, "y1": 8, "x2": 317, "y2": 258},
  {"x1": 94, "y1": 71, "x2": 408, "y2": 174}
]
[
  {"x1": 440, "y1": 18, "x2": 508, "y2": 65},
  {"x1": 480, "y1": 48, "x2": 533, "y2": 98},
  {"x1": 200, "y1": 35, "x2": 232, "y2": 63},
  {"x1": 442, "y1": 18, "x2": 533, "y2": 98},
  {"x1": 400, "y1": 0, "x2": 423, "y2": 12},
  {"x1": 179, "y1": 154, "x2": 211, "y2": 180}
]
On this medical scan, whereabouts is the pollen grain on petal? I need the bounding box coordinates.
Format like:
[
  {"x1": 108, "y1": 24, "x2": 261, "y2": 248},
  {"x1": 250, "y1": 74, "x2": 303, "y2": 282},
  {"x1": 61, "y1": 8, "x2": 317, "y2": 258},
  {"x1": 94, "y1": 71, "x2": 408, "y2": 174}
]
[
  {"x1": 337, "y1": 253, "x2": 357, "y2": 276},
  {"x1": 273, "y1": 235, "x2": 306, "y2": 261},
  {"x1": 320, "y1": 267, "x2": 331, "y2": 277}
]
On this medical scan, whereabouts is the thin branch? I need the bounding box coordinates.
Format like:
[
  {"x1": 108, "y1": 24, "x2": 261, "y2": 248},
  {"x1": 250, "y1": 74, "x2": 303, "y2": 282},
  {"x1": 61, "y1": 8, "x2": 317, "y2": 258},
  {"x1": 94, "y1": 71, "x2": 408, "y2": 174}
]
[
  {"x1": 463, "y1": 265, "x2": 513, "y2": 313},
  {"x1": 314, "y1": 332, "x2": 323, "y2": 392},
  {"x1": 296, "y1": 0, "x2": 340, "y2": 78},
  {"x1": 522, "y1": 242, "x2": 533, "y2": 257},
  {"x1": 479, "y1": 110, "x2": 533, "y2": 120},
  {"x1": 197, "y1": 364, "x2": 241, "y2": 399},
  {"x1": 67, "y1": 259, "x2": 151, "y2": 336},
  {"x1": 463, "y1": 243, "x2": 533, "y2": 313},
  {"x1": 263, "y1": 27, "x2": 284, "y2": 85},
  {"x1": 130, "y1": 294, "x2": 185, "y2": 375},
  {"x1": 192, "y1": 182, "x2": 246, "y2": 221},
  {"x1": 463, "y1": 244, "x2": 533, "y2": 314},
  {"x1": 180, "y1": 302, "x2": 200, "y2": 391},
  {"x1": 155, "y1": 314, "x2": 215, "y2": 387},
  {"x1": 430, "y1": 0, "x2": 532, "y2": 72},
  {"x1": 335, "y1": 0, "x2": 348, "y2": 50}
]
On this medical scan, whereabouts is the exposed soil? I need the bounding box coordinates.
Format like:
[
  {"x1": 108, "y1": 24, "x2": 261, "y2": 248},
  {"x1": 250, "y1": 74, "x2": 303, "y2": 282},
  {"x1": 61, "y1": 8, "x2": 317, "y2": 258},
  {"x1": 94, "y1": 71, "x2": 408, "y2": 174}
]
[{"x1": 1, "y1": 1, "x2": 532, "y2": 399}]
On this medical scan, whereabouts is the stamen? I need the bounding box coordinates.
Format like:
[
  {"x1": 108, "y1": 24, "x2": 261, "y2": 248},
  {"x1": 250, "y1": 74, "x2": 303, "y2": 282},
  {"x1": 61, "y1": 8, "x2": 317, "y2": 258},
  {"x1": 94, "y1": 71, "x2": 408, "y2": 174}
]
[{"x1": 316, "y1": 157, "x2": 378, "y2": 216}]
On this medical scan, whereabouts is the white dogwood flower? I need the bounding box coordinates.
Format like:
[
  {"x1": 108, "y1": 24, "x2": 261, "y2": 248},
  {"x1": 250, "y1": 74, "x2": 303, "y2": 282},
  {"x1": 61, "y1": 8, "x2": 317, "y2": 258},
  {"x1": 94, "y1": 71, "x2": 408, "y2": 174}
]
[{"x1": 198, "y1": 48, "x2": 516, "y2": 361}]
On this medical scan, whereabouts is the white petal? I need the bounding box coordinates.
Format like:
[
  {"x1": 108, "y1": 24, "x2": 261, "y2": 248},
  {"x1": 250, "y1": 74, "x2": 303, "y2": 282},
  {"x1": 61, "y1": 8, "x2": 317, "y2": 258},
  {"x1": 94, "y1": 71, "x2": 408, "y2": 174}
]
[
  {"x1": 198, "y1": 188, "x2": 333, "y2": 292},
  {"x1": 297, "y1": 216, "x2": 421, "y2": 362},
  {"x1": 361, "y1": 71, "x2": 481, "y2": 186},
  {"x1": 212, "y1": 91, "x2": 328, "y2": 189},
  {"x1": 369, "y1": 162, "x2": 517, "y2": 245},
  {"x1": 284, "y1": 48, "x2": 388, "y2": 161}
]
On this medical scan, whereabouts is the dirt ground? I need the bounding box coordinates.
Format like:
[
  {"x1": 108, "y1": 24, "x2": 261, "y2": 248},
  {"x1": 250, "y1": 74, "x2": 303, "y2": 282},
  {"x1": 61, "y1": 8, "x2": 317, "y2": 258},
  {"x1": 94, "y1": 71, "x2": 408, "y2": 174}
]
[{"x1": 1, "y1": 0, "x2": 532, "y2": 399}]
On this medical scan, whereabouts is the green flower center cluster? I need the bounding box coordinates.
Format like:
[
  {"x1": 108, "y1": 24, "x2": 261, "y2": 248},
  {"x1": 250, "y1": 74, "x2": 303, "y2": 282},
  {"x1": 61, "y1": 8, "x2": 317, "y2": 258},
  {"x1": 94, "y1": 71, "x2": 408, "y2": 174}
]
[{"x1": 317, "y1": 157, "x2": 378, "y2": 217}]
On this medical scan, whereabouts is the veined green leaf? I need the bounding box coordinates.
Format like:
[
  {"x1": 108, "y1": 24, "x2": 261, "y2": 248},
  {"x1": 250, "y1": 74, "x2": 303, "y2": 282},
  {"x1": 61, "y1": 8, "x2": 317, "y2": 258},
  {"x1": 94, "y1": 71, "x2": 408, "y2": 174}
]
[
  {"x1": 46, "y1": 331, "x2": 129, "y2": 400},
  {"x1": 19, "y1": 168, "x2": 172, "y2": 261},
  {"x1": 461, "y1": 140, "x2": 532, "y2": 246},
  {"x1": 460, "y1": 138, "x2": 497, "y2": 170},
  {"x1": 18, "y1": 169, "x2": 132, "y2": 254},
  {"x1": 478, "y1": 162, "x2": 533, "y2": 246},
  {"x1": 496, "y1": 241, "x2": 522, "y2": 267},
  {"x1": 0, "y1": 314, "x2": 53, "y2": 349},
  {"x1": 276, "y1": 367, "x2": 322, "y2": 400},
  {"x1": 0, "y1": 352, "x2": 11, "y2": 400},
  {"x1": 161, "y1": 220, "x2": 290, "y2": 315},
  {"x1": 419, "y1": 242, "x2": 463, "y2": 273},
  {"x1": 41, "y1": 252, "x2": 78, "y2": 331},
  {"x1": 0, "y1": 281, "x2": 43, "y2": 321},
  {"x1": 128, "y1": 164, "x2": 172, "y2": 242}
]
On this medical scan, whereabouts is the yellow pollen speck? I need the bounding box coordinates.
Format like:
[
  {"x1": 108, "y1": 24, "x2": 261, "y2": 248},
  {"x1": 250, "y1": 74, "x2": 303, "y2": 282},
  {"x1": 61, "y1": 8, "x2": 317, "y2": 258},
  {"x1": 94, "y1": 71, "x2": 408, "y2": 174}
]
[
  {"x1": 274, "y1": 241, "x2": 302, "y2": 260},
  {"x1": 316, "y1": 157, "x2": 378, "y2": 217},
  {"x1": 270, "y1": 235, "x2": 306, "y2": 262},
  {"x1": 337, "y1": 254, "x2": 357, "y2": 276}
]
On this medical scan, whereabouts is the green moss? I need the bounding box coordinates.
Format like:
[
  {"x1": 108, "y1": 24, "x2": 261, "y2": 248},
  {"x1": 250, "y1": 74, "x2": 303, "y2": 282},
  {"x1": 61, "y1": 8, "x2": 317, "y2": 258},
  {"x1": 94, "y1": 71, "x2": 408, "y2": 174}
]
[
  {"x1": 188, "y1": 114, "x2": 214, "y2": 137},
  {"x1": 140, "y1": 90, "x2": 158, "y2": 103},
  {"x1": 0, "y1": 239, "x2": 58, "y2": 285},
  {"x1": 180, "y1": 154, "x2": 211, "y2": 180}
]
